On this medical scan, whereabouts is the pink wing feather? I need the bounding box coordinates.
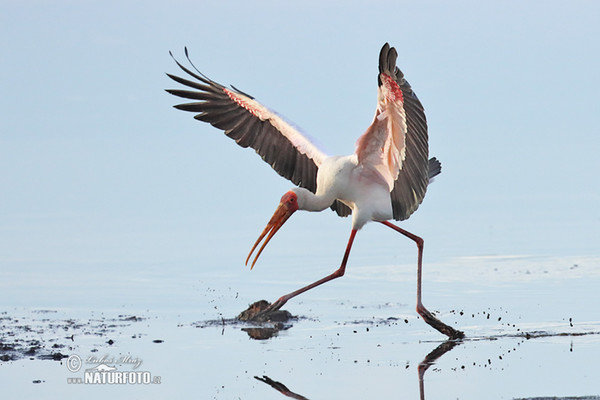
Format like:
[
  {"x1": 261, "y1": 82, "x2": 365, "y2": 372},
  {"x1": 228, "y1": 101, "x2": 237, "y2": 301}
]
[
  {"x1": 355, "y1": 73, "x2": 408, "y2": 191},
  {"x1": 357, "y1": 43, "x2": 433, "y2": 221}
]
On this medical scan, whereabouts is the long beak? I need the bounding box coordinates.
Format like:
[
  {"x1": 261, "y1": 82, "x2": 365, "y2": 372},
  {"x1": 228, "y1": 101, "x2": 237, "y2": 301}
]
[{"x1": 246, "y1": 202, "x2": 295, "y2": 269}]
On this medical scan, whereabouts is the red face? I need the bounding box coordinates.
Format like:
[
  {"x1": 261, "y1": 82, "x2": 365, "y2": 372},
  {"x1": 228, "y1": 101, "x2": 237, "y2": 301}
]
[
  {"x1": 246, "y1": 191, "x2": 298, "y2": 269},
  {"x1": 279, "y1": 191, "x2": 299, "y2": 213}
]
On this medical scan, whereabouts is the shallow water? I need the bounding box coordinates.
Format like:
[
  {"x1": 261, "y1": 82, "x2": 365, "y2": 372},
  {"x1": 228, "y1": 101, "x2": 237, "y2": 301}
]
[{"x1": 1, "y1": 255, "x2": 599, "y2": 399}]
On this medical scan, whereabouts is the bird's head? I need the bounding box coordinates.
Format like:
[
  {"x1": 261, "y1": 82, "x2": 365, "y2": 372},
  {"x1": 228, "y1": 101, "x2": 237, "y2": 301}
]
[{"x1": 246, "y1": 190, "x2": 300, "y2": 269}]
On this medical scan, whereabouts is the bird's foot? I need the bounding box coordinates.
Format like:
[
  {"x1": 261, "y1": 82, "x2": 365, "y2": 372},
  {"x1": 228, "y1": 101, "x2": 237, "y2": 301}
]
[{"x1": 417, "y1": 304, "x2": 465, "y2": 340}]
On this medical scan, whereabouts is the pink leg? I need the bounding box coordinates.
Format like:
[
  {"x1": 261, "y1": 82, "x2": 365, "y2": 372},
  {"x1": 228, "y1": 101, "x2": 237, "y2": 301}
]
[
  {"x1": 261, "y1": 229, "x2": 358, "y2": 314},
  {"x1": 379, "y1": 221, "x2": 464, "y2": 339}
]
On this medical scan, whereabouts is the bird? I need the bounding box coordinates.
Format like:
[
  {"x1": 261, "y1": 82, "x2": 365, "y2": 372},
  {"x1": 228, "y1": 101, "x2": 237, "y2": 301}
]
[{"x1": 166, "y1": 43, "x2": 464, "y2": 339}]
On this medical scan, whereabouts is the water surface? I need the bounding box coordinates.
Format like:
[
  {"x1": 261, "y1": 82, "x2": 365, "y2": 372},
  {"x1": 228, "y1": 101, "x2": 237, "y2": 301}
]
[{"x1": 1, "y1": 255, "x2": 598, "y2": 399}]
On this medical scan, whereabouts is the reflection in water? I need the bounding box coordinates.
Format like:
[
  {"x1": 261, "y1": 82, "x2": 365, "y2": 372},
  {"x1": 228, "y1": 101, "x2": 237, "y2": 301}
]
[
  {"x1": 255, "y1": 339, "x2": 462, "y2": 400},
  {"x1": 242, "y1": 325, "x2": 290, "y2": 340},
  {"x1": 255, "y1": 375, "x2": 310, "y2": 400},
  {"x1": 192, "y1": 319, "x2": 294, "y2": 340},
  {"x1": 418, "y1": 340, "x2": 462, "y2": 400},
  {"x1": 207, "y1": 305, "x2": 599, "y2": 398}
]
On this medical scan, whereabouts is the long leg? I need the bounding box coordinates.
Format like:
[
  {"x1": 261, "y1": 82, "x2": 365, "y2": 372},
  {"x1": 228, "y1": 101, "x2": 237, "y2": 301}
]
[
  {"x1": 379, "y1": 221, "x2": 464, "y2": 339},
  {"x1": 258, "y1": 229, "x2": 358, "y2": 315}
]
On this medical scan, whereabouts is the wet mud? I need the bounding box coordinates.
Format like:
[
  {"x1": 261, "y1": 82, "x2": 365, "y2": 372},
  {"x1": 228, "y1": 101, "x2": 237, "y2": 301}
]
[
  {"x1": 236, "y1": 300, "x2": 294, "y2": 323},
  {"x1": 0, "y1": 310, "x2": 145, "y2": 362},
  {"x1": 190, "y1": 300, "x2": 298, "y2": 340},
  {"x1": 5, "y1": 303, "x2": 597, "y2": 364},
  {"x1": 3, "y1": 294, "x2": 599, "y2": 398}
]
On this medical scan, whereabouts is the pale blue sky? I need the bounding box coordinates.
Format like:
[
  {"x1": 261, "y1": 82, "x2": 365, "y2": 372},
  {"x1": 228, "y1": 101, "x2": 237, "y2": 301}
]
[{"x1": 1, "y1": 1, "x2": 599, "y2": 273}]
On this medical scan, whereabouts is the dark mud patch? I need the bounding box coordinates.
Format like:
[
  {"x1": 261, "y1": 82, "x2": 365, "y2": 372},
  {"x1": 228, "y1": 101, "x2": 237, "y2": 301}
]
[
  {"x1": 191, "y1": 300, "x2": 301, "y2": 340},
  {"x1": 192, "y1": 316, "x2": 296, "y2": 340},
  {"x1": 0, "y1": 310, "x2": 145, "y2": 362},
  {"x1": 336, "y1": 316, "x2": 412, "y2": 327},
  {"x1": 441, "y1": 307, "x2": 600, "y2": 342},
  {"x1": 500, "y1": 330, "x2": 600, "y2": 340},
  {"x1": 236, "y1": 300, "x2": 293, "y2": 323}
]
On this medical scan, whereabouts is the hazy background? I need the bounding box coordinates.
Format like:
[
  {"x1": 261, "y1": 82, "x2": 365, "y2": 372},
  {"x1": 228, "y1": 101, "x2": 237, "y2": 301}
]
[{"x1": 1, "y1": 1, "x2": 598, "y2": 287}]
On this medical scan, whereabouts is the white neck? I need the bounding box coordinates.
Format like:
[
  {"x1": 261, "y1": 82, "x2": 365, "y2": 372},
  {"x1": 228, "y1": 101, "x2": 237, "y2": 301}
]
[{"x1": 292, "y1": 187, "x2": 335, "y2": 212}]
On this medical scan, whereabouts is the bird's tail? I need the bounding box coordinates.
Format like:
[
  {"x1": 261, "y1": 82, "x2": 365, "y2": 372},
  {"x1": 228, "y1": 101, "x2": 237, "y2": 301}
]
[{"x1": 428, "y1": 157, "x2": 442, "y2": 182}]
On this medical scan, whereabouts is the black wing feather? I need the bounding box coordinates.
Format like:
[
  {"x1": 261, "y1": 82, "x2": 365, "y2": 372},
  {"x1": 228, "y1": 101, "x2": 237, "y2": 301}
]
[
  {"x1": 379, "y1": 43, "x2": 439, "y2": 221},
  {"x1": 166, "y1": 52, "x2": 326, "y2": 197}
]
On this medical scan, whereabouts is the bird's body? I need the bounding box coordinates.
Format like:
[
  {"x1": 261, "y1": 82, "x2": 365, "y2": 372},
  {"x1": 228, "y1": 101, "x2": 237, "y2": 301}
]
[
  {"x1": 167, "y1": 43, "x2": 463, "y2": 339},
  {"x1": 300, "y1": 154, "x2": 392, "y2": 229}
]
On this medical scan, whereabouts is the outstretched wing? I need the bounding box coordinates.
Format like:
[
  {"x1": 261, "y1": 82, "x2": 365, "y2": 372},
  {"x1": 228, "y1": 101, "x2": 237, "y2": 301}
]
[
  {"x1": 356, "y1": 43, "x2": 433, "y2": 221},
  {"x1": 166, "y1": 50, "x2": 327, "y2": 196}
]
